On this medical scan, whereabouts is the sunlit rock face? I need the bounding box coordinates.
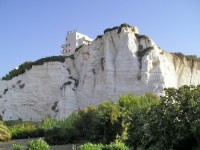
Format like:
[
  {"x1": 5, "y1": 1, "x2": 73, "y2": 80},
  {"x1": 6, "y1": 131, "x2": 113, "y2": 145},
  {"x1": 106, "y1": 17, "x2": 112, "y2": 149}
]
[{"x1": 1, "y1": 25, "x2": 200, "y2": 121}]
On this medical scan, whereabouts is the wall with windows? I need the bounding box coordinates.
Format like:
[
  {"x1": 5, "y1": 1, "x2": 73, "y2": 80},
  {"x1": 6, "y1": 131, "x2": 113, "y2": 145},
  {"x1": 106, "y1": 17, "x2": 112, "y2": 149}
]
[{"x1": 61, "y1": 31, "x2": 93, "y2": 56}]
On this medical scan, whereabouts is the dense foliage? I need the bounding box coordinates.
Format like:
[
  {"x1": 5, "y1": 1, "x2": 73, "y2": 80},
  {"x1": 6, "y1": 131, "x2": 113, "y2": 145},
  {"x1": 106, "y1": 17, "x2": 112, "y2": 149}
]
[
  {"x1": 12, "y1": 144, "x2": 25, "y2": 150},
  {"x1": 3, "y1": 85, "x2": 200, "y2": 150},
  {"x1": 43, "y1": 85, "x2": 200, "y2": 149},
  {"x1": 12, "y1": 138, "x2": 51, "y2": 150},
  {"x1": 127, "y1": 85, "x2": 200, "y2": 149},
  {"x1": 27, "y1": 138, "x2": 51, "y2": 150},
  {"x1": 2, "y1": 56, "x2": 66, "y2": 80},
  {"x1": 45, "y1": 127, "x2": 78, "y2": 145},
  {"x1": 78, "y1": 143, "x2": 103, "y2": 150},
  {"x1": 7, "y1": 122, "x2": 44, "y2": 139},
  {"x1": 79, "y1": 142, "x2": 129, "y2": 150},
  {"x1": 44, "y1": 93, "x2": 159, "y2": 146},
  {"x1": 0, "y1": 121, "x2": 11, "y2": 142}
]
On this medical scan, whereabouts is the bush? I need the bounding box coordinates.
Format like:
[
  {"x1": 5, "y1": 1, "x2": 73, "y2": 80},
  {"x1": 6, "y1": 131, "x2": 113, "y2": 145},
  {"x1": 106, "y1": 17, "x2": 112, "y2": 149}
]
[
  {"x1": 104, "y1": 28, "x2": 112, "y2": 34},
  {"x1": 12, "y1": 139, "x2": 51, "y2": 150},
  {"x1": 27, "y1": 138, "x2": 51, "y2": 150},
  {"x1": 43, "y1": 113, "x2": 80, "y2": 145},
  {"x1": 12, "y1": 144, "x2": 25, "y2": 150},
  {"x1": 45, "y1": 127, "x2": 79, "y2": 145},
  {"x1": 78, "y1": 142, "x2": 129, "y2": 150},
  {"x1": 56, "y1": 112, "x2": 80, "y2": 129},
  {"x1": 73, "y1": 94, "x2": 159, "y2": 145},
  {"x1": 97, "y1": 102, "x2": 122, "y2": 143},
  {"x1": 41, "y1": 117, "x2": 57, "y2": 130},
  {"x1": 127, "y1": 85, "x2": 200, "y2": 149},
  {"x1": 0, "y1": 121, "x2": 11, "y2": 142},
  {"x1": 117, "y1": 23, "x2": 131, "y2": 34},
  {"x1": 8, "y1": 122, "x2": 44, "y2": 139},
  {"x1": 41, "y1": 113, "x2": 80, "y2": 131},
  {"x1": 78, "y1": 142, "x2": 103, "y2": 150},
  {"x1": 95, "y1": 35, "x2": 103, "y2": 40},
  {"x1": 172, "y1": 52, "x2": 200, "y2": 62},
  {"x1": 74, "y1": 103, "x2": 122, "y2": 144},
  {"x1": 73, "y1": 106, "x2": 100, "y2": 141},
  {"x1": 104, "y1": 26, "x2": 119, "y2": 34},
  {"x1": 102, "y1": 142, "x2": 129, "y2": 150},
  {"x1": 78, "y1": 143, "x2": 103, "y2": 150}
]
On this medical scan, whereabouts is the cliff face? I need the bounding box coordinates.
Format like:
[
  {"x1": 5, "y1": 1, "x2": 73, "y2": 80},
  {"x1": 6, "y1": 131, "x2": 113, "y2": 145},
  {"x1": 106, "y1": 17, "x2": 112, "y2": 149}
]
[{"x1": 1, "y1": 25, "x2": 200, "y2": 121}]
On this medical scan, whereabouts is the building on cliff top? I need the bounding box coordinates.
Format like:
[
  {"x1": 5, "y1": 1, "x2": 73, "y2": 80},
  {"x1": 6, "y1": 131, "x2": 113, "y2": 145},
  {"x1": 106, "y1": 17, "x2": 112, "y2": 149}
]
[{"x1": 61, "y1": 30, "x2": 93, "y2": 56}]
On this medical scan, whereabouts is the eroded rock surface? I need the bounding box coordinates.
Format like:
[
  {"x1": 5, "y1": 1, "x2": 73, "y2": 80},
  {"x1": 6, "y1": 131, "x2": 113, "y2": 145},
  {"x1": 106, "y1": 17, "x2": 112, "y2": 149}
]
[{"x1": 1, "y1": 25, "x2": 200, "y2": 121}]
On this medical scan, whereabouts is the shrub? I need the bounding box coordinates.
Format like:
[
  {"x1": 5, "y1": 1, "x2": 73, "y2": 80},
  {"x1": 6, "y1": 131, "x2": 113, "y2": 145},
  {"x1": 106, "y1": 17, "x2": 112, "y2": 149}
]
[
  {"x1": 127, "y1": 85, "x2": 200, "y2": 149},
  {"x1": 41, "y1": 112, "x2": 80, "y2": 131},
  {"x1": 12, "y1": 139, "x2": 51, "y2": 150},
  {"x1": 57, "y1": 112, "x2": 80, "y2": 129},
  {"x1": 0, "y1": 121, "x2": 11, "y2": 142},
  {"x1": 12, "y1": 144, "x2": 25, "y2": 150},
  {"x1": 104, "y1": 28, "x2": 112, "y2": 34},
  {"x1": 117, "y1": 23, "x2": 131, "y2": 34},
  {"x1": 97, "y1": 102, "x2": 122, "y2": 143},
  {"x1": 78, "y1": 143, "x2": 103, "y2": 150},
  {"x1": 95, "y1": 35, "x2": 103, "y2": 40},
  {"x1": 104, "y1": 26, "x2": 119, "y2": 34},
  {"x1": 8, "y1": 122, "x2": 44, "y2": 139},
  {"x1": 134, "y1": 34, "x2": 150, "y2": 40},
  {"x1": 172, "y1": 52, "x2": 200, "y2": 62},
  {"x1": 45, "y1": 127, "x2": 79, "y2": 145},
  {"x1": 78, "y1": 142, "x2": 129, "y2": 150},
  {"x1": 43, "y1": 112, "x2": 81, "y2": 145},
  {"x1": 27, "y1": 138, "x2": 51, "y2": 150},
  {"x1": 41, "y1": 117, "x2": 57, "y2": 130},
  {"x1": 44, "y1": 112, "x2": 80, "y2": 145},
  {"x1": 73, "y1": 104, "x2": 122, "y2": 144},
  {"x1": 73, "y1": 107, "x2": 99, "y2": 141},
  {"x1": 102, "y1": 142, "x2": 129, "y2": 150},
  {"x1": 73, "y1": 94, "x2": 159, "y2": 145}
]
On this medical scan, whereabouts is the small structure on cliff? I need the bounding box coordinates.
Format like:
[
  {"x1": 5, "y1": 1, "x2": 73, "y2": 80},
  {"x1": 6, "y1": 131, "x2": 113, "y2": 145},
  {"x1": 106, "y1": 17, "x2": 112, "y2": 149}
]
[
  {"x1": 61, "y1": 30, "x2": 93, "y2": 56},
  {"x1": 1, "y1": 24, "x2": 200, "y2": 121}
]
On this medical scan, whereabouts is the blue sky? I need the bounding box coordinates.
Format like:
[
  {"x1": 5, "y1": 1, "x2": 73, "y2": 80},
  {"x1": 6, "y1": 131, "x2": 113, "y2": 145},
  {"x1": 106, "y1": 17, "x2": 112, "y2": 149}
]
[{"x1": 0, "y1": 0, "x2": 200, "y2": 78}]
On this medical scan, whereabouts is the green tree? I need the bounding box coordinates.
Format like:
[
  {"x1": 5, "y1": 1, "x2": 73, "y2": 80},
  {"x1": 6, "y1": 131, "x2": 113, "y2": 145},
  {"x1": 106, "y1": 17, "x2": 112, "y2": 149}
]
[{"x1": 127, "y1": 85, "x2": 200, "y2": 149}]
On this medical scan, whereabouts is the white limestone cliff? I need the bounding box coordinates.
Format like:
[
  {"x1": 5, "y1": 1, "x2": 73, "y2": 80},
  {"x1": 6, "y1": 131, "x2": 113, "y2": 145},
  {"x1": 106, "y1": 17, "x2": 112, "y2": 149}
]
[{"x1": 1, "y1": 25, "x2": 200, "y2": 121}]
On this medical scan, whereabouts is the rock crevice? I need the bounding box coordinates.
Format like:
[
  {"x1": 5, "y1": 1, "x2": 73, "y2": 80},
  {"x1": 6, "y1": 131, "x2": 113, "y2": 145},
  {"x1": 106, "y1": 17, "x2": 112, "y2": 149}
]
[{"x1": 1, "y1": 25, "x2": 200, "y2": 121}]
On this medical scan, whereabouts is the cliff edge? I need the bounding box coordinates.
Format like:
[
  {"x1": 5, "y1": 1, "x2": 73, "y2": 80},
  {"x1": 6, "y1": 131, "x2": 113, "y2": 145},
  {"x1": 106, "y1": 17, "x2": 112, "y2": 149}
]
[{"x1": 1, "y1": 24, "x2": 200, "y2": 121}]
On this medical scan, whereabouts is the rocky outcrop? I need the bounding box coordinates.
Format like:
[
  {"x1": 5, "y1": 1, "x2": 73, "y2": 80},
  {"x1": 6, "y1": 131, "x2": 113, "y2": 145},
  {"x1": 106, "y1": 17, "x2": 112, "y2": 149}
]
[{"x1": 1, "y1": 24, "x2": 200, "y2": 121}]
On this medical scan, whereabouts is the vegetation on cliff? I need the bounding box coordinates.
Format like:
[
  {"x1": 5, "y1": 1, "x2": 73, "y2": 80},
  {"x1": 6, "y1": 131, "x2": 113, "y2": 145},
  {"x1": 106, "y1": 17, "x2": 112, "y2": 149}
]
[
  {"x1": 1, "y1": 56, "x2": 68, "y2": 80},
  {"x1": 172, "y1": 52, "x2": 200, "y2": 64}
]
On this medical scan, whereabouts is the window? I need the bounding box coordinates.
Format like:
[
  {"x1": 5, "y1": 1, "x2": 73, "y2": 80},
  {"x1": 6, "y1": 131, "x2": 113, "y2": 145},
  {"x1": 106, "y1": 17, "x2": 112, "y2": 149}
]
[{"x1": 69, "y1": 43, "x2": 70, "y2": 46}]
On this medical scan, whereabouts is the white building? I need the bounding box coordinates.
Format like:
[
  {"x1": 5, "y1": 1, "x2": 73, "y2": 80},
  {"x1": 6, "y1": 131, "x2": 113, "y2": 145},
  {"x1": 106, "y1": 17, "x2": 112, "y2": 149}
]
[{"x1": 61, "y1": 30, "x2": 93, "y2": 56}]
